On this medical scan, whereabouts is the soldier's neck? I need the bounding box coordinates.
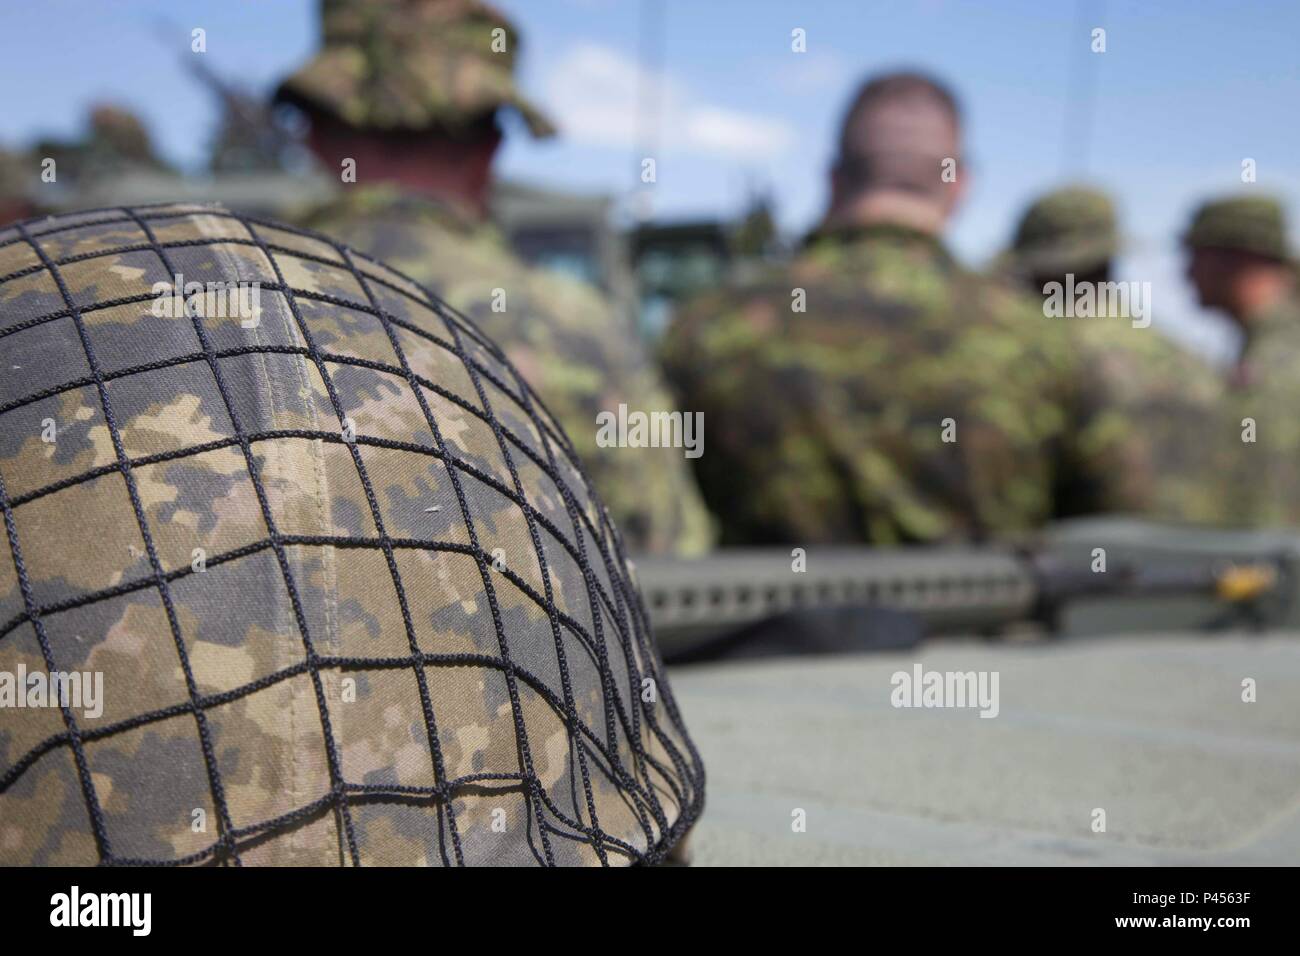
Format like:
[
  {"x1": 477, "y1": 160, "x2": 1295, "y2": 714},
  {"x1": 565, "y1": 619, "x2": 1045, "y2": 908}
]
[
  {"x1": 822, "y1": 191, "x2": 948, "y2": 237},
  {"x1": 311, "y1": 130, "x2": 497, "y2": 222}
]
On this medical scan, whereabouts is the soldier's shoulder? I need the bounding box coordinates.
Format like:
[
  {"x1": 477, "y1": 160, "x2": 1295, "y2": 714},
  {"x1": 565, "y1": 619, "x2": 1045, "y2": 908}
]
[
  {"x1": 1079, "y1": 321, "x2": 1222, "y2": 406},
  {"x1": 958, "y1": 264, "x2": 1046, "y2": 326},
  {"x1": 299, "y1": 188, "x2": 478, "y2": 250},
  {"x1": 1249, "y1": 298, "x2": 1300, "y2": 387},
  {"x1": 665, "y1": 235, "x2": 1038, "y2": 365},
  {"x1": 1255, "y1": 294, "x2": 1300, "y2": 347},
  {"x1": 935, "y1": 262, "x2": 1061, "y2": 367},
  {"x1": 663, "y1": 262, "x2": 800, "y2": 366},
  {"x1": 301, "y1": 190, "x2": 584, "y2": 307},
  {"x1": 805, "y1": 230, "x2": 1044, "y2": 340}
]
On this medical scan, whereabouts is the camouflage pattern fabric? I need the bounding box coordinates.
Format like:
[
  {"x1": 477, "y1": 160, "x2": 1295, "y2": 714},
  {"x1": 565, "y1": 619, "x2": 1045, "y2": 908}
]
[
  {"x1": 302, "y1": 187, "x2": 714, "y2": 556},
  {"x1": 1007, "y1": 186, "x2": 1119, "y2": 277},
  {"x1": 1056, "y1": 318, "x2": 1226, "y2": 524},
  {"x1": 1183, "y1": 195, "x2": 1289, "y2": 260},
  {"x1": 0, "y1": 204, "x2": 703, "y2": 865},
  {"x1": 661, "y1": 224, "x2": 1108, "y2": 546},
  {"x1": 1179, "y1": 194, "x2": 1298, "y2": 525},
  {"x1": 1217, "y1": 294, "x2": 1300, "y2": 528},
  {"x1": 275, "y1": 0, "x2": 556, "y2": 137},
  {"x1": 1000, "y1": 186, "x2": 1227, "y2": 525}
]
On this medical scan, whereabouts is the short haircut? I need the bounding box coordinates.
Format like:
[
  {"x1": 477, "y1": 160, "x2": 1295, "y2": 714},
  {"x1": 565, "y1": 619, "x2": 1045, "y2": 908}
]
[{"x1": 834, "y1": 71, "x2": 963, "y2": 200}]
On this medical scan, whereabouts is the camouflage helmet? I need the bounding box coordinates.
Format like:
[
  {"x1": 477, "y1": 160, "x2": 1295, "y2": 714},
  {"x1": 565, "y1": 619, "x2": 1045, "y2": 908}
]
[
  {"x1": 1182, "y1": 195, "x2": 1290, "y2": 260},
  {"x1": 0, "y1": 204, "x2": 701, "y2": 865},
  {"x1": 275, "y1": 0, "x2": 556, "y2": 137},
  {"x1": 1008, "y1": 186, "x2": 1118, "y2": 277}
]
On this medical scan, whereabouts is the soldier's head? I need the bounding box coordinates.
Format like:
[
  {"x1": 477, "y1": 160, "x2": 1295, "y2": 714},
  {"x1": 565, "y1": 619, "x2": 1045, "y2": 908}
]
[
  {"x1": 1008, "y1": 186, "x2": 1118, "y2": 291},
  {"x1": 274, "y1": 0, "x2": 555, "y2": 216},
  {"x1": 87, "y1": 104, "x2": 159, "y2": 167},
  {"x1": 826, "y1": 71, "x2": 964, "y2": 235},
  {"x1": 1182, "y1": 196, "x2": 1293, "y2": 326},
  {"x1": 0, "y1": 204, "x2": 701, "y2": 865}
]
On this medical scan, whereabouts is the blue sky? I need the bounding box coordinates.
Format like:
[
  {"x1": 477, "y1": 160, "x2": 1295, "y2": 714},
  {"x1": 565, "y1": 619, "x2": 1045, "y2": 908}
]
[{"x1": 2, "y1": 0, "x2": 1298, "y2": 357}]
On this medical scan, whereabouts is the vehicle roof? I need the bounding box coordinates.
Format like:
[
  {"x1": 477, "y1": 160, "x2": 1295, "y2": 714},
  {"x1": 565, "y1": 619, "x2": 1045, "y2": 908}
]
[{"x1": 671, "y1": 631, "x2": 1300, "y2": 865}]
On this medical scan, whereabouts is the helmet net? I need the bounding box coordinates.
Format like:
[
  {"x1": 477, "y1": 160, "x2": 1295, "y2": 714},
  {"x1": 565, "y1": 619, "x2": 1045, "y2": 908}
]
[{"x1": 0, "y1": 204, "x2": 703, "y2": 866}]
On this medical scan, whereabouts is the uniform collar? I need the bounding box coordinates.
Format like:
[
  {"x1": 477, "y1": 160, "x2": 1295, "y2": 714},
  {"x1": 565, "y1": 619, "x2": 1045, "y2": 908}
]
[
  {"x1": 309, "y1": 183, "x2": 494, "y2": 239},
  {"x1": 802, "y1": 221, "x2": 955, "y2": 265}
]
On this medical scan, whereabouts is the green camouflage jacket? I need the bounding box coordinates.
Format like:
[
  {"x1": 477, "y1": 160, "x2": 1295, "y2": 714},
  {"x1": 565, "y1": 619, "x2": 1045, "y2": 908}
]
[
  {"x1": 1057, "y1": 313, "x2": 1226, "y2": 525},
  {"x1": 302, "y1": 187, "x2": 713, "y2": 555},
  {"x1": 662, "y1": 224, "x2": 1108, "y2": 546},
  {"x1": 996, "y1": 183, "x2": 1227, "y2": 526},
  {"x1": 1218, "y1": 295, "x2": 1300, "y2": 528}
]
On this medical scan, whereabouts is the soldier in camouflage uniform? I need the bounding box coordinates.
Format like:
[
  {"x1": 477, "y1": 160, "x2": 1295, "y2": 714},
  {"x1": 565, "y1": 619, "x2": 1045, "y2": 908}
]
[
  {"x1": 662, "y1": 73, "x2": 1125, "y2": 546},
  {"x1": 82, "y1": 105, "x2": 163, "y2": 169},
  {"x1": 0, "y1": 204, "x2": 702, "y2": 865},
  {"x1": 273, "y1": 0, "x2": 712, "y2": 556},
  {"x1": 998, "y1": 187, "x2": 1226, "y2": 524},
  {"x1": 1183, "y1": 195, "x2": 1300, "y2": 527},
  {"x1": 34, "y1": 104, "x2": 170, "y2": 188}
]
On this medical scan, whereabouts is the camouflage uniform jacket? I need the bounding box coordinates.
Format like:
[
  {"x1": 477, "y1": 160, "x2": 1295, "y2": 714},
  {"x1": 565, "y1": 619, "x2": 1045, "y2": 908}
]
[
  {"x1": 661, "y1": 223, "x2": 1111, "y2": 546},
  {"x1": 1217, "y1": 295, "x2": 1300, "y2": 528},
  {"x1": 1029, "y1": 301, "x2": 1226, "y2": 526},
  {"x1": 302, "y1": 187, "x2": 712, "y2": 555}
]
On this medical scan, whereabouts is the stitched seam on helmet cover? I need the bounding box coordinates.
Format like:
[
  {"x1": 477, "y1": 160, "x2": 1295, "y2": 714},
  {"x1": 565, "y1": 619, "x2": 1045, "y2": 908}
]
[
  {"x1": 194, "y1": 210, "x2": 324, "y2": 859},
  {"x1": 294, "y1": 286, "x2": 339, "y2": 864}
]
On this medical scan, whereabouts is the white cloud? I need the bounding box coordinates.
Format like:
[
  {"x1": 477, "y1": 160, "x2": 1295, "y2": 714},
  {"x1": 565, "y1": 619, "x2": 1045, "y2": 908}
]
[
  {"x1": 544, "y1": 45, "x2": 641, "y2": 147},
  {"x1": 543, "y1": 43, "x2": 794, "y2": 159},
  {"x1": 683, "y1": 106, "x2": 794, "y2": 157}
]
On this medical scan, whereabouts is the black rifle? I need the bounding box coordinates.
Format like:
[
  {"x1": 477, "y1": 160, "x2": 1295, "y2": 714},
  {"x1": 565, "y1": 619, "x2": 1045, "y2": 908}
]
[{"x1": 634, "y1": 519, "x2": 1300, "y2": 664}]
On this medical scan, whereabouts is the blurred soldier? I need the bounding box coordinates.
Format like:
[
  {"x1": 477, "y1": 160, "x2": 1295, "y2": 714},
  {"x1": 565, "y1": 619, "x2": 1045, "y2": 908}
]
[
  {"x1": 84, "y1": 105, "x2": 161, "y2": 168},
  {"x1": 999, "y1": 187, "x2": 1224, "y2": 524},
  {"x1": 34, "y1": 103, "x2": 169, "y2": 186},
  {"x1": 273, "y1": 0, "x2": 711, "y2": 555},
  {"x1": 1183, "y1": 196, "x2": 1300, "y2": 526},
  {"x1": 662, "y1": 72, "x2": 1113, "y2": 546},
  {"x1": 0, "y1": 204, "x2": 702, "y2": 865}
]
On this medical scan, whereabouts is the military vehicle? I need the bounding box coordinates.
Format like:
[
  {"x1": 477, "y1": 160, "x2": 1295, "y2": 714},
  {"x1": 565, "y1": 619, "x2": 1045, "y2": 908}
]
[
  {"x1": 638, "y1": 518, "x2": 1300, "y2": 865},
  {"x1": 630, "y1": 195, "x2": 784, "y2": 342},
  {"x1": 491, "y1": 180, "x2": 632, "y2": 296}
]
